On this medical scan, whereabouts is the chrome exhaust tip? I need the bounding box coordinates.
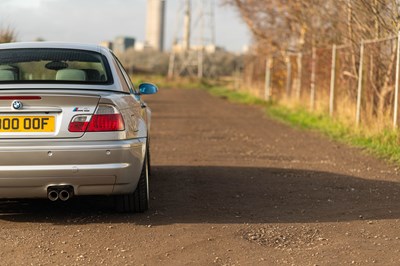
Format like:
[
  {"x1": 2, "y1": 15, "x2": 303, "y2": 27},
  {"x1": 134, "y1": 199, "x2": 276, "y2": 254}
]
[
  {"x1": 48, "y1": 190, "x2": 59, "y2": 202},
  {"x1": 59, "y1": 190, "x2": 70, "y2": 201}
]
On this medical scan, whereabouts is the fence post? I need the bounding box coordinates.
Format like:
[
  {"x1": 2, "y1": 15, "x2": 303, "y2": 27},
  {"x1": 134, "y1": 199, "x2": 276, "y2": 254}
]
[
  {"x1": 265, "y1": 56, "x2": 272, "y2": 101},
  {"x1": 168, "y1": 51, "x2": 176, "y2": 79},
  {"x1": 329, "y1": 44, "x2": 337, "y2": 117},
  {"x1": 296, "y1": 53, "x2": 303, "y2": 100},
  {"x1": 394, "y1": 31, "x2": 400, "y2": 128},
  {"x1": 285, "y1": 55, "x2": 292, "y2": 98},
  {"x1": 198, "y1": 49, "x2": 204, "y2": 79},
  {"x1": 356, "y1": 40, "x2": 365, "y2": 126},
  {"x1": 310, "y1": 46, "x2": 317, "y2": 110}
]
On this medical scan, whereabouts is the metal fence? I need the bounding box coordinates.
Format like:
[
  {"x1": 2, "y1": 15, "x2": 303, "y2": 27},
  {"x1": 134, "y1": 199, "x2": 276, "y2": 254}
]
[{"x1": 242, "y1": 32, "x2": 400, "y2": 129}]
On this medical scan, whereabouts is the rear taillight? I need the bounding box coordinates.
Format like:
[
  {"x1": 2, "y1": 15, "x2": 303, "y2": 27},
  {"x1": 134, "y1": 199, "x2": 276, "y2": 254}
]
[
  {"x1": 68, "y1": 104, "x2": 125, "y2": 132},
  {"x1": 87, "y1": 113, "x2": 124, "y2": 132},
  {"x1": 68, "y1": 115, "x2": 91, "y2": 132}
]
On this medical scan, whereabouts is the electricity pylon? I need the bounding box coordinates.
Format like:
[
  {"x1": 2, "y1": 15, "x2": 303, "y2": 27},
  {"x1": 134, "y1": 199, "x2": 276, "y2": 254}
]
[{"x1": 168, "y1": 0, "x2": 216, "y2": 79}]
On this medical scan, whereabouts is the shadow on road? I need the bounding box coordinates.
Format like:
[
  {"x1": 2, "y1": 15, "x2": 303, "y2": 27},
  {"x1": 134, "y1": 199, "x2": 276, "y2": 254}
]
[{"x1": 0, "y1": 166, "x2": 399, "y2": 225}]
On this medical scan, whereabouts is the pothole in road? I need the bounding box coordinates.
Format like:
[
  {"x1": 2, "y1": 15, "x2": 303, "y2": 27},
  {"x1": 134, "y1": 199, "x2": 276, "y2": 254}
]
[{"x1": 241, "y1": 225, "x2": 324, "y2": 249}]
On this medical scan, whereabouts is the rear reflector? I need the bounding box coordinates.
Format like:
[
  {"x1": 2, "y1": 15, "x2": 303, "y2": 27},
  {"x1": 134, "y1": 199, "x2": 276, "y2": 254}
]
[
  {"x1": 68, "y1": 104, "x2": 125, "y2": 132},
  {"x1": 68, "y1": 115, "x2": 91, "y2": 132}
]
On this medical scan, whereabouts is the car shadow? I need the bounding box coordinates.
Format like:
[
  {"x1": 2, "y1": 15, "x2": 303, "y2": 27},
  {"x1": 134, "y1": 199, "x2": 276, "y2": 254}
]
[{"x1": 0, "y1": 165, "x2": 399, "y2": 225}]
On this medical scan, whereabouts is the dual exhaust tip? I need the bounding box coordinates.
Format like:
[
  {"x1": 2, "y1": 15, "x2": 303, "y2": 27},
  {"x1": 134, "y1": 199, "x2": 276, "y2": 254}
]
[{"x1": 47, "y1": 186, "x2": 74, "y2": 202}]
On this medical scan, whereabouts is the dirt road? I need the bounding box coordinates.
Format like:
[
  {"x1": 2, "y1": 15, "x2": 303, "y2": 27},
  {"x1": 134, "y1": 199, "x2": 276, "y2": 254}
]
[{"x1": 1, "y1": 88, "x2": 400, "y2": 265}]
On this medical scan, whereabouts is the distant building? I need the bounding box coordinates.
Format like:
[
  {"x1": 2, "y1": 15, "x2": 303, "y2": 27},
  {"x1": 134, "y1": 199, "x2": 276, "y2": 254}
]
[
  {"x1": 113, "y1": 36, "x2": 135, "y2": 54},
  {"x1": 145, "y1": 0, "x2": 165, "y2": 52},
  {"x1": 242, "y1": 45, "x2": 250, "y2": 54},
  {"x1": 134, "y1": 41, "x2": 153, "y2": 52},
  {"x1": 172, "y1": 44, "x2": 225, "y2": 54},
  {"x1": 99, "y1": 41, "x2": 113, "y2": 50},
  {"x1": 203, "y1": 44, "x2": 225, "y2": 54}
]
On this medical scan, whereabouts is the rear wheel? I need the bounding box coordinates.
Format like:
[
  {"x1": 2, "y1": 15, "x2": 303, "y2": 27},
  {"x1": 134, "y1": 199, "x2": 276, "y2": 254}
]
[
  {"x1": 147, "y1": 139, "x2": 152, "y2": 176},
  {"x1": 115, "y1": 154, "x2": 149, "y2": 213}
]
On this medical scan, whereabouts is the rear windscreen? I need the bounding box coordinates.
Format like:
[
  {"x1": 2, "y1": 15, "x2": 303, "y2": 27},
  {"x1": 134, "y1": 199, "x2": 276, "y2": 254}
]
[{"x1": 0, "y1": 48, "x2": 113, "y2": 85}]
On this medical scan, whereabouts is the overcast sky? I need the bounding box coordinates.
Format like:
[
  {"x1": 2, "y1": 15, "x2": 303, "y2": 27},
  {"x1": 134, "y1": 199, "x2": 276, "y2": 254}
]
[{"x1": 0, "y1": 0, "x2": 251, "y2": 52}]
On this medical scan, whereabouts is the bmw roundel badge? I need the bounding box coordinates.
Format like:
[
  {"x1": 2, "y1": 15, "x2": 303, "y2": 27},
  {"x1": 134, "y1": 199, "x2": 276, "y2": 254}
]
[{"x1": 12, "y1": 100, "x2": 23, "y2": 110}]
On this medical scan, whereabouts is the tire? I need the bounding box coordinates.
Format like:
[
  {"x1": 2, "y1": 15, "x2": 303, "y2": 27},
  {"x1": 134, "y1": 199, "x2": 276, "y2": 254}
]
[
  {"x1": 147, "y1": 141, "x2": 152, "y2": 177},
  {"x1": 115, "y1": 154, "x2": 149, "y2": 213}
]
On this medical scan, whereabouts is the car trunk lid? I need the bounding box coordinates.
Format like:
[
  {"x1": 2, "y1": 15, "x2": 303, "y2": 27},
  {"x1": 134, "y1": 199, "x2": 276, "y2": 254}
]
[{"x1": 0, "y1": 91, "x2": 101, "y2": 139}]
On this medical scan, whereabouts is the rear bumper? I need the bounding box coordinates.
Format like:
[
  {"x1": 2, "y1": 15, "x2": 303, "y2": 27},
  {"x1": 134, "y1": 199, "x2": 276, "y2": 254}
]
[{"x1": 0, "y1": 138, "x2": 146, "y2": 199}]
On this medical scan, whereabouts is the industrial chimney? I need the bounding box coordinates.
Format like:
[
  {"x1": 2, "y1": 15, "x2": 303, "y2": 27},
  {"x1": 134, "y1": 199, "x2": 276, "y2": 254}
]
[
  {"x1": 145, "y1": 0, "x2": 166, "y2": 52},
  {"x1": 182, "y1": 0, "x2": 191, "y2": 51}
]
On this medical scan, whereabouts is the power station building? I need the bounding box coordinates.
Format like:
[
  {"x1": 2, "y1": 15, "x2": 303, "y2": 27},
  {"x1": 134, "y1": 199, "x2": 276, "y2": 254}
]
[
  {"x1": 145, "y1": 0, "x2": 166, "y2": 52},
  {"x1": 100, "y1": 0, "x2": 166, "y2": 53},
  {"x1": 113, "y1": 36, "x2": 135, "y2": 54}
]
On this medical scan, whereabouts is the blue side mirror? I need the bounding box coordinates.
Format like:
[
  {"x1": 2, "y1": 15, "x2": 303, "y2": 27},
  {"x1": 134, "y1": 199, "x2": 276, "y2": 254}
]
[{"x1": 139, "y1": 83, "x2": 158, "y2": 95}]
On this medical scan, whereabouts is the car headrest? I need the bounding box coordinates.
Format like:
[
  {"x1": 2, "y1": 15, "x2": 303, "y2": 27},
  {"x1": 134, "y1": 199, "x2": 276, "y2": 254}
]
[
  {"x1": 82, "y1": 69, "x2": 101, "y2": 81},
  {"x1": 0, "y1": 65, "x2": 14, "y2": 70},
  {"x1": 56, "y1": 69, "x2": 87, "y2": 81},
  {"x1": 0, "y1": 70, "x2": 16, "y2": 81}
]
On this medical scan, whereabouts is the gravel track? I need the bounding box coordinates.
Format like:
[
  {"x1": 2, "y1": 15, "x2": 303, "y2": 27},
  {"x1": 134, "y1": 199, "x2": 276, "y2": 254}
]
[{"x1": 1, "y1": 88, "x2": 400, "y2": 265}]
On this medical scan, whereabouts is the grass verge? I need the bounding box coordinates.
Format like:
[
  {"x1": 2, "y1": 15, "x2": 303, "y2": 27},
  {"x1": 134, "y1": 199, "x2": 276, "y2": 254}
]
[{"x1": 205, "y1": 86, "x2": 400, "y2": 163}]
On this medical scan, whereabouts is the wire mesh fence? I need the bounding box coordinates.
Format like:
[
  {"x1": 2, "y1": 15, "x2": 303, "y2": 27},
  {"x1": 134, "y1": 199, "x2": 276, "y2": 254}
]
[
  {"x1": 361, "y1": 37, "x2": 397, "y2": 127},
  {"x1": 238, "y1": 32, "x2": 400, "y2": 130},
  {"x1": 334, "y1": 45, "x2": 357, "y2": 121}
]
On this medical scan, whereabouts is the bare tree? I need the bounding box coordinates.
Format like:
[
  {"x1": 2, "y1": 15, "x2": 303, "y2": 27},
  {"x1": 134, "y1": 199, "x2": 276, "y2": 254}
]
[
  {"x1": 225, "y1": 0, "x2": 400, "y2": 117},
  {"x1": 0, "y1": 26, "x2": 16, "y2": 43}
]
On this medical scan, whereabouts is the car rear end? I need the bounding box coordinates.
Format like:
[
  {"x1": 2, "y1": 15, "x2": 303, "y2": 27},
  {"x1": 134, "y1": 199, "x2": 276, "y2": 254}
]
[{"x1": 0, "y1": 43, "x2": 147, "y2": 203}]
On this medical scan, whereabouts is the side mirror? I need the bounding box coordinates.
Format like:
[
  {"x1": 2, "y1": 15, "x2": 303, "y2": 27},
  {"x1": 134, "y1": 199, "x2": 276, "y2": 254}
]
[{"x1": 139, "y1": 83, "x2": 158, "y2": 95}]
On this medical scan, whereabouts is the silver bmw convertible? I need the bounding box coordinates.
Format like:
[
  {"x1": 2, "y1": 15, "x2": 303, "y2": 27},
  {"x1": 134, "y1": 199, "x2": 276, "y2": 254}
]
[{"x1": 0, "y1": 42, "x2": 158, "y2": 212}]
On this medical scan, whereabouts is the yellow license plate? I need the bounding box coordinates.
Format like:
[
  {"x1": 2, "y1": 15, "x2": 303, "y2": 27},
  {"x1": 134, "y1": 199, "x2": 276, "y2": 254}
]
[{"x1": 0, "y1": 116, "x2": 55, "y2": 132}]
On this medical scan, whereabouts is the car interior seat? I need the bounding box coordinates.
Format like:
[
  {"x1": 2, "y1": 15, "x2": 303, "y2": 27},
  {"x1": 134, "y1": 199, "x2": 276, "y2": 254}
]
[
  {"x1": 82, "y1": 69, "x2": 101, "y2": 82},
  {"x1": 0, "y1": 70, "x2": 16, "y2": 81},
  {"x1": 56, "y1": 69, "x2": 87, "y2": 81},
  {"x1": 0, "y1": 65, "x2": 19, "y2": 80}
]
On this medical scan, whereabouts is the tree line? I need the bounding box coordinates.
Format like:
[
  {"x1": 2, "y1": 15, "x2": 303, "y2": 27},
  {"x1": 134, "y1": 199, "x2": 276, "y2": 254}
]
[
  {"x1": 0, "y1": 26, "x2": 16, "y2": 43},
  {"x1": 225, "y1": 0, "x2": 400, "y2": 57},
  {"x1": 225, "y1": 0, "x2": 400, "y2": 124}
]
